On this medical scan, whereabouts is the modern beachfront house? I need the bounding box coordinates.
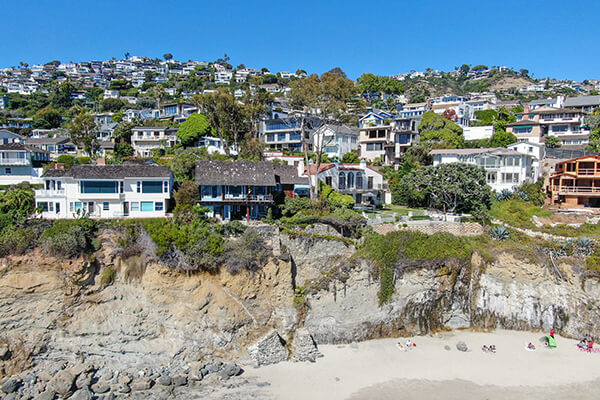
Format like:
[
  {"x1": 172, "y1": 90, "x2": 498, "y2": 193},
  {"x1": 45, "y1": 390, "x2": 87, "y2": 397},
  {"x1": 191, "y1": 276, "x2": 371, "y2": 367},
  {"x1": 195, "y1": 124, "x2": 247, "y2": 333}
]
[
  {"x1": 35, "y1": 162, "x2": 173, "y2": 219},
  {"x1": 430, "y1": 147, "x2": 537, "y2": 192},
  {"x1": 131, "y1": 126, "x2": 179, "y2": 157}
]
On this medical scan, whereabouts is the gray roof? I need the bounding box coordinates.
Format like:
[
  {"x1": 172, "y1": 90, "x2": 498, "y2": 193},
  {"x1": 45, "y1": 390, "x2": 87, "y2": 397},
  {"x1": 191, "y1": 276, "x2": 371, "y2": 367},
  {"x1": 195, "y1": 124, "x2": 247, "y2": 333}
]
[
  {"x1": 528, "y1": 98, "x2": 557, "y2": 105},
  {"x1": 26, "y1": 137, "x2": 70, "y2": 145},
  {"x1": 195, "y1": 161, "x2": 277, "y2": 186},
  {"x1": 0, "y1": 142, "x2": 49, "y2": 153},
  {"x1": 132, "y1": 126, "x2": 178, "y2": 132},
  {"x1": 317, "y1": 123, "x2": 359, "y2": 136},
  {"x1": 43, "y1": 164, "x2": 172, "y2": 179},
  {"x1": 564, "y1": 95, "x2": 600, "y2": 108},
  {"x1": 274, "y1": 165, "x2": 308, "y2": 185},
  {"x1": 0, "y1": 129, "x2": 26, "y2": 139}
]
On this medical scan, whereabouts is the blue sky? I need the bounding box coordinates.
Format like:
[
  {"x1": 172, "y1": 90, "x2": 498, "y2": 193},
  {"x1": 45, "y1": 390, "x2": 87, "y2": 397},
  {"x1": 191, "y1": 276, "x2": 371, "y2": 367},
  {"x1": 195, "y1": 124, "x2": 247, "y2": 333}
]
[{"x1": 1, "y1": 0, "x2": 599, "y2": 81}]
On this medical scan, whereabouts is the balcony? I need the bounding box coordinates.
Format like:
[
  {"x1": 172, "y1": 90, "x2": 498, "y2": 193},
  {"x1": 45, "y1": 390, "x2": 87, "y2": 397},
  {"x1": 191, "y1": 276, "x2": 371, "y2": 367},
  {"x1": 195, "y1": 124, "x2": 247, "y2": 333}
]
[
  {"x1": 576, "y1": 169, "x2": 600, "y2": 176},
  {"x1": 222, "y1": 194, "x2": 273, "y2": 202},
  {"x1": 554, "y1": 186, "x2": 600, "y2": 195},
  {"x1": 35, "y1": 189, "x2": 65, "y2": 198},
  {"x1": 0, "y1": 158, "x2": 30, "y2": 166}
]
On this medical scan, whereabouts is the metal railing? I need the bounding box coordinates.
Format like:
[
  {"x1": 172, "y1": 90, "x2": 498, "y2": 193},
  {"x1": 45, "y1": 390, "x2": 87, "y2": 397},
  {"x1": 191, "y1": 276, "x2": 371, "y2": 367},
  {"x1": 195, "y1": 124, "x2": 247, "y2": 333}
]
[
  {"x1": 553, "y1": 186, "x2": 600, "y2": 193},
  {"x1": 35, "y1": 189, "x2": 65, "y2": 197}
]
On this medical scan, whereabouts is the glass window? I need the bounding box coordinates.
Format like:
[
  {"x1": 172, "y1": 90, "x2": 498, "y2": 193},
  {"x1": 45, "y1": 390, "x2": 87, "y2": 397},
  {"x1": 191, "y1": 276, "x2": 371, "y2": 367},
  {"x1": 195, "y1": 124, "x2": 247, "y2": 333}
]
[
  {"x1": 69, "y1": 202, "x2": 74, "y2": 212},
  {"x1": 131, "y1": 202, "x2": 140, "y2": 211},
  {"x1": 163, "y1": 181, "x2": 169, "y2": 193},
  {"x1": 37, "y1": 202, "x2": 48, "y2": 212},
  {"x1": 141, "y1": 181, "x2": 163, "y2": 193},
  {"x1": 103, "y1": 202, "x2": 109, "y2": 211},
  {"x1": 155, "y1": 202, "x2": 164, "y2": 211},
  {"x1": 137, "y1": 181, "x2": 141, "y2": 193},
  {"x1": 80, "y1": 181, "x2": 118, "y2": 193},
  {"x1": 277, "y1": 132, "x2": 286, "y2": 141},
  {"x1": 141, "y1": 201, "x2": 154, "y2": 212},
  {"x1": 75, "y1": 202, "x2": 82, "y2": 211},
  {"x1": 5, "y1": 168, "x2": 11, "y2": 174}
]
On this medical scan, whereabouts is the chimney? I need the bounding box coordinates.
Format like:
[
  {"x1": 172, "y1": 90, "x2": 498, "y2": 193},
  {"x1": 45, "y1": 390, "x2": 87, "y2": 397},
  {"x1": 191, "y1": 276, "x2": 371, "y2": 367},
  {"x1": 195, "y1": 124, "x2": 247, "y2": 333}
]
[
  {"x1": 54, "y1": 163, "x2": 65, "y2": 170},
  {"x1": 96, "y1": 157, "x2": 106, "y2": 166},
  {"x1": 523, "y1": 104, "x2": 530, "y2": 120},
  {"x1": 360, "y1": 158, "x2": 367, "y2": 169}
]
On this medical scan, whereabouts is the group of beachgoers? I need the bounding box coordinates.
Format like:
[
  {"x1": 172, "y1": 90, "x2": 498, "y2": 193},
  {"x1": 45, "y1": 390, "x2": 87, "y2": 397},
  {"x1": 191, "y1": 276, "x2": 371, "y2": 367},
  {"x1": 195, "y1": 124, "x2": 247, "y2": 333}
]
[{"x1": 395, "y1": 329, "x2": 598, "y2": 354}]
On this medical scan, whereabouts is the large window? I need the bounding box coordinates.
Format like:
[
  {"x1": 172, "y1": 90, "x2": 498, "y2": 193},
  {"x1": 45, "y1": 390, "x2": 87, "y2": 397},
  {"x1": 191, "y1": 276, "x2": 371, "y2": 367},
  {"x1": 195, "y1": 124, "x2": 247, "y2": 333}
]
[
  {"x1": 141, "y1": 181, "x2": 163, "y2": 193},
  {"x1": 141, "y1": 201, "x2": 154, "y2": 212},
  {"x1": 201, "y1": 185, "x2": 221, "y2": 199},
  {"x1": 155, "y1": 202, "x2": 164, "y2": 211},
  {"x1": 80, "y1": 181, "x2": 118, "y2": 193}
]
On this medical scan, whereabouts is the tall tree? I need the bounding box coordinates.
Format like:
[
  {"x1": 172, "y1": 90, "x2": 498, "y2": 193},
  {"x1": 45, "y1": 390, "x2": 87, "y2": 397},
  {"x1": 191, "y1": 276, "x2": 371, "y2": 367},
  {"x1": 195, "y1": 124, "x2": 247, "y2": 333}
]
[
  {"x1": 177, "y1": 113, "x2": 212, "y2": 146},
  {"x1": 243, "y1": 88, "x2": 274, "y2": 139},
  {"x1": 33, "y1": 106, "x2": 62, "y2": 129},
  {"x1": 70, "y1": 112, "x2": 99, "y2": 158},
  {"x1": 163, "y1": 53, "x2": 173, "y2": 61}
]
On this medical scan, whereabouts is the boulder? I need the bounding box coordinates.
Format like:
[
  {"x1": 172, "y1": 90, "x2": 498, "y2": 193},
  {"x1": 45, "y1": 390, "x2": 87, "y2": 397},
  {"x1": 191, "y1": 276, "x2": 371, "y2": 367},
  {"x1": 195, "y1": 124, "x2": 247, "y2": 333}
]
[
  {"x1": 37, "y1": 390, "x2": 56, "y2": 400},
  {"x1": 1, "y1": 378, "x2": 20, "y2": 394},
  {"x1": 117, "y1": 373, "x2": 132, "y2": 385},
  {"x1": 171, "y1": 375, "x2": 187, "y2": 387},
  {"x1": 48, "y1": 371, "x2": 75, "y2": 397},
  {"x1": 71, "y1": 388, "x2": 93, "y2": 400},
  {"x1": 291, "y1": 328, "x2": 323, "y2": 362},
  {"x1": 75, "y1": 373, "x2": 92, "y2": 390},
  {"x1": 131, "y1": 377, "x2": 153, "y2": 391},
  {"x1": 91, "y1": 382, "x2": 110, "y2": 394},
  {"x1": 248, "y1": 331, "x2": 289, "y2": 367},
  {"x1": 0, "y1": 344, "x2": 10, "y2": 360},
  {"x1": 157, "y1": 375, "x2": 171, "y2": 386},
  {"x1": 456, "y1": 341, "x2": 468, "y2": 352},
  {"x1": 219, "y1": 363, "x2": 243, "y2": 379},
  {"x1": 116, "y1": 383, "x2": 131, "y2": 393}
]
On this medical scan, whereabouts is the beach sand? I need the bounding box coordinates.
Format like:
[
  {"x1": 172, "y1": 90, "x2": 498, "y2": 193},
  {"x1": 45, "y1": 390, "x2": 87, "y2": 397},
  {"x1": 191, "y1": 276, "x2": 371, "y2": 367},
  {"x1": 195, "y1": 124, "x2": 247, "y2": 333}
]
[{"x1": 244, "y1": 330, "x2": 600, "y2": 400}]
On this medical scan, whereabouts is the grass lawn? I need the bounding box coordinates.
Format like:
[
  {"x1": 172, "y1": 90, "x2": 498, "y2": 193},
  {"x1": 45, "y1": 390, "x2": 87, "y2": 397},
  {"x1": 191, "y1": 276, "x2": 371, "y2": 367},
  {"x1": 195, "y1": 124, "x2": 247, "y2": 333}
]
[{"x1": 362, "y1": 204, "x2": 425, "y2": 219}]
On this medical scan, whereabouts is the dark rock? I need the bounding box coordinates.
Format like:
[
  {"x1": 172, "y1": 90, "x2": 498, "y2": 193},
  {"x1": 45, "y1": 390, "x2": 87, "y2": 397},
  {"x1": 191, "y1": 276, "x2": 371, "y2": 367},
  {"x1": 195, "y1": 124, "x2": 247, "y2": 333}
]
[
  {"x1": 248, "y1": 331, "x2": 289, "y2": 367},
  {"x1": 456, "y1": 341, "x2": 468, "y2": 352},
  {"x1": 91, "y1": 382, "x2": 110, "y2": 394},
  {"x1": 0, "y1": 344, "x2": 11, "y2": 360},
  {"x1": 23, "y1": 374, "x2": 37, "y2": 385},
  {"x1": 157, "y1": 375, "x2": 171, "y2": 386},
  {"x1": 444, "y1": 345, "x2": 451, "y2": 351},
  {"x1": 171, "y1": 375, "x2": 187, "y2": 387},
  {"x1": 219, "y1": 363, "x2": 243, "y2": 379},
  {"x1": 1, "y1": 378, "x2": 20, "y2": 394}
]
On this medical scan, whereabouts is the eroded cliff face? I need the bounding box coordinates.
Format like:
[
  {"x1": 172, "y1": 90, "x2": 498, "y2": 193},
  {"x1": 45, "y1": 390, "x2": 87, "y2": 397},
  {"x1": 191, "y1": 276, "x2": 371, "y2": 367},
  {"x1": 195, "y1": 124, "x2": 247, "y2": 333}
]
[{"x1": 1, "y1": 230, "x2": 600, "y2": 381}]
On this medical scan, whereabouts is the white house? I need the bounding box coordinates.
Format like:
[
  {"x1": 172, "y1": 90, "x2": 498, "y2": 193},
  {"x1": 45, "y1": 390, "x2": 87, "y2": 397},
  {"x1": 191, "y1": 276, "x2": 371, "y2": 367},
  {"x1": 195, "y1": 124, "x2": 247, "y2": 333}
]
[
  {"x1": 215, "y1": 70, "x2": 233, "y2": 85},
  {"x1": 312, "y1": 123, "x2": 359, "y2": 160},
  {"x1": 507, "y1": 141, "x2": 544, "y2": 183},
  {"x1": 0, "y1": 143, "x2": 50, "y2": 185},
  {"x1": 131, "y1": 126, "x2": 179, "y2": 157},
  {"x1": 35, "y1": 163, "x2": 173, "y2": 219},
  {"x1": 0, "y1": 129, "x2": 26, "y2": 144},
  {"x1": 430, "y1": 147, "x2": 536, "y2": 192},
  {"x1": 308, "y1": 160, "x2": 391, "y2": 205},
  {"x1": 463, "y1": 125, "x2": 495, "y2": 141},
  {"x1": 196, "y1": 136, "x2": 238, "y2": 156}
]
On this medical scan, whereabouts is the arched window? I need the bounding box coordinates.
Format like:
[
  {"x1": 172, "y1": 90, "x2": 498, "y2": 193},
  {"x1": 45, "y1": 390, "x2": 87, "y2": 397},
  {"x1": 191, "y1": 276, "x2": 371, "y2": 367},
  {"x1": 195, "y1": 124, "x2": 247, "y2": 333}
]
[
  {"x1": 339, "y1": 172, "x2": 346, "y2": 189},
  {"x1": 347, "y1": 172, "x2": 355, "y2": 188},
  {"x1": 356, "y1": 173, "x2": 364, "y2": 189}
]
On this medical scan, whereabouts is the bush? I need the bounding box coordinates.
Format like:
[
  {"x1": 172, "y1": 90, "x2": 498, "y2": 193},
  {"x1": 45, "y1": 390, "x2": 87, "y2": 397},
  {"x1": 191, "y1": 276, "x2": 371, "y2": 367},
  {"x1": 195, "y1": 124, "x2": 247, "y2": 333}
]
[
  {"x1": 56, "y1": 155, "x2": 76, "y2": 169},
  {"x1": 281, "y1": 197, "x2": 313, "y2": 217},
  {"x1": 495, "y1": 189, "x2": 513, "y2": 201},
  {"x1": 100, "y1": 265, "x2": 116, "y2": 286},
  {"x1": 222, "y1": 229, "x2": 271, "y2": 274},
  {"x1": 221, "y1": 220, "x2": 246, "y2": 236},
  {"x1": 319, "y1": 181, "x2": 355, "y2": 209},
  {"x1": 174, "y1": 180, "x2": 199, "y2": 207},
  {"x1": 40, "y1": 219, "x2": 98, "y2": 258},
  {"x1": 0, "y1": 226, "x2": 36, "y2": 257},
  {"x1": 76, "y1": 156, "x2": 91, "y2": 164}
]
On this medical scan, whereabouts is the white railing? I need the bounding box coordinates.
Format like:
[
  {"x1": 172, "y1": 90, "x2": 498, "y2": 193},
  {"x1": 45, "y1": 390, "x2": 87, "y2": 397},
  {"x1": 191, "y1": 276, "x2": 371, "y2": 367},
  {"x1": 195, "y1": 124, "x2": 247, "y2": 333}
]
[
  {"x1": 0, "y1": 158, "x2": 30, "y2": 166},
  {"x1": 554, "y1": 186, "x2": 600, "y2": 193},
  {"x1": 35, "y1": 189, "x2": 65, "y2": 197}
]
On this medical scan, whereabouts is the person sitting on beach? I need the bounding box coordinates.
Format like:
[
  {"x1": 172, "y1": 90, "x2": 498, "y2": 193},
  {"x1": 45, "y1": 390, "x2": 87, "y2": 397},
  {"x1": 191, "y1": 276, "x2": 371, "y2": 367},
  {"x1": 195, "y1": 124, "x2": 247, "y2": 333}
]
[
  {"x1": 489, "y1": 345, "x2": 496, "y2": 353},
  {"x1": 405, "y1": 340, "x2": 414, "y2": 349},
  {"x1": 527, "y1": 342, "x2": 536, "y2": 351},
  {"x1": 482, "y1": 345, "x2": 489, "y2": 352},
  {"x1": 578, "y1": 339, "x2": 587, "y2": 350},
  {"x1": 550, "y1": 329, "x2": 555, "y2": 338}
]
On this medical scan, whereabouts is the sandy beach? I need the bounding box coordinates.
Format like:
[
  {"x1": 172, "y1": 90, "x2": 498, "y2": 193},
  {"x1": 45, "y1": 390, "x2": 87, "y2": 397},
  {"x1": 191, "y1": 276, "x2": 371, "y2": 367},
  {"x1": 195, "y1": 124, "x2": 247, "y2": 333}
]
[{"x1": 244, "y1": 330, "x2": 600, "y2": 400}]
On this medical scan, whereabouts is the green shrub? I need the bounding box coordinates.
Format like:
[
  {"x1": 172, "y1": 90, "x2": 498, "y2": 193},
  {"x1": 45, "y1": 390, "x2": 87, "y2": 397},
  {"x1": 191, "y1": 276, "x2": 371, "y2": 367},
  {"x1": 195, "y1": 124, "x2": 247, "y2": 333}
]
[
  {"x1": 281, "y1": 196, "x2": 312, "y2": 217},
  {"x1": 56, "y1": 155, "x2": 76, "y2": 168},
  {"x1": 0, "y1": 226, "x2": 36, "y2": 257},
  {"x1": 40, "y1": 219, "x2": 98, "y2": 258},
  {"x1": 221, "y1": 220, "x2": 246, "y2": 236},
  {"x1": 76, "y1": 156, "x2": 91, "y2": 164},
  {"x1": 100, "y1": 265, "x2": 116, "y2": 286},
  {"x1": 319, "y1": 181, "x2": 355, "y2": 209}
]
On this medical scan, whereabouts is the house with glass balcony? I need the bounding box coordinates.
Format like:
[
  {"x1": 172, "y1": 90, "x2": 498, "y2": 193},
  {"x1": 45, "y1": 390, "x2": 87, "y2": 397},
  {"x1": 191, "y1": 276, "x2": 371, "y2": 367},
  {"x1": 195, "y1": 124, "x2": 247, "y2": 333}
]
[
  {"x1": 0, "y1": 142, "x2": 49, "y2": 185},
  {"x1": 259, "y1": 117, "x2": 318, "y2": 153},
  {"x1": 358, "y1": 110, "x2": 419, "y2": 165},
  {"x1": 430, "y1": 147, "x2": 536, "y2": 192},
  {"x1": 35, "y1": 163, "x2": 173, "y2": 219},
  {"x1": 548, "y1": 155, "x2": 600, "y2": 208},
  {"x1": 312, "y1": 124, "x2": 359, "y2": 160},
  {"x1": 131, "y1": 126, "x2": 179, "y2": 157}
]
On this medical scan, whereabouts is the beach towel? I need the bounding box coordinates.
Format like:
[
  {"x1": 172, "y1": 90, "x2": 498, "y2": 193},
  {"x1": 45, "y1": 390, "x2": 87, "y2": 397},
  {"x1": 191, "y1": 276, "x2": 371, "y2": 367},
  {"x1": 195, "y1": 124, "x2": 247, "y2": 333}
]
[{"x1": 546, "y1": 335, "x2": 557, "y2": 348}]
